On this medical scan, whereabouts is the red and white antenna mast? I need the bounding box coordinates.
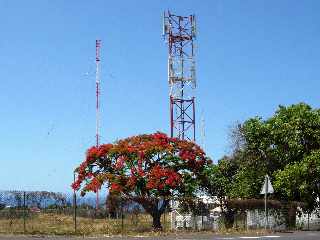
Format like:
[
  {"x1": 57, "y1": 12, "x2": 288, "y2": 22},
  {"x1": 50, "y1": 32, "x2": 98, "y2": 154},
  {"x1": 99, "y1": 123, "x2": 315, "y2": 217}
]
[
  {"x1": 95, "y1": 39, "x2": 101, "y2": 148},
  {"x1": 95, "y1": 39, "x2": 101, "y2": 210}
]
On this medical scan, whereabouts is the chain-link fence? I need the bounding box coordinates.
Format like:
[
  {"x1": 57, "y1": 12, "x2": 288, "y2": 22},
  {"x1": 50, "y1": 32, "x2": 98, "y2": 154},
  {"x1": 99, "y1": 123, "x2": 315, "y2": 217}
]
[
  {"x1": 0, "y1": 191, "x2": 170, "y2": 235},
  {"x1": 0, "y1": 191, "x2": 319, "y2": 235}
]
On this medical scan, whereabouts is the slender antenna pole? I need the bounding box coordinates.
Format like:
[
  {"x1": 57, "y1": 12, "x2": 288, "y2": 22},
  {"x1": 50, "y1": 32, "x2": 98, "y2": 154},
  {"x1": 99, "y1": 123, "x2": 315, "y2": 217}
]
[
  {"x1": 95, "y1": 39, "x2": 101, "y2": 210},
  {"x1": 96, "y1": 40, "x2": 101, "y2": 148},
  {"x1": 200, "y1": 110, "x2": 206, "y2": 151}
]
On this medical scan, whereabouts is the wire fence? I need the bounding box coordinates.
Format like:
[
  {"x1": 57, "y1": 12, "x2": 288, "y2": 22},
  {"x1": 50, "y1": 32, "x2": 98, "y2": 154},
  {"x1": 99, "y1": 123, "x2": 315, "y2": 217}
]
[{"x1": 0, "y1": 191, "x2": 319, "y2": 235}]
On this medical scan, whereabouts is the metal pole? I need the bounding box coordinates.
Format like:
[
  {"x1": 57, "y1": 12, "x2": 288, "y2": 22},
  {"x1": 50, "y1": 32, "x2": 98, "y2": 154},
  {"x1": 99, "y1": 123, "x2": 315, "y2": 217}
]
[
  {"x1": 265, "y1": 175, "x2": 268, "y2": 230},
  {"x1": 170, "y1": 199, "x2": 174, "y2": 230},
  {"x1": 121, "y1": 198, "x2": 124, "y2": 236},
  {"x1": 95, "y1": 39, "x2": 101, "y2": 211},
  {"x1": 23, "y1": 191, "x2": 26, "y2": 233},
  {"x1": 170, "y1": 96, "x2": 174, "y2": 138},
  {"x1": 201, "y1": 202, "x2": 204, "y2": 230},
  {"x1": 163, "y1": 201, "x2": 166, "y2": 232},
  {"x1": 193, "y1": 97, "x2": 196, "y2": 141},
  {"x1": 73, "y1": 172, "x2": 77, "y2": 233},
  {"x1": 194, "y1": 199, "x2": 198, "y2": 230}
]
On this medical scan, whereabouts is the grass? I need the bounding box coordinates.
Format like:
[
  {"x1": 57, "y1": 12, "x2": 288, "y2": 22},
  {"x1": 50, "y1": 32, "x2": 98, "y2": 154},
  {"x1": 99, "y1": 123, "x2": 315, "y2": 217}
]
[
  {"x1": 0, "y1": 211, "x2": 276, "y2": 237},
  {"x1": 0, "y1": 211, "x2": 172, "y2": 236}
]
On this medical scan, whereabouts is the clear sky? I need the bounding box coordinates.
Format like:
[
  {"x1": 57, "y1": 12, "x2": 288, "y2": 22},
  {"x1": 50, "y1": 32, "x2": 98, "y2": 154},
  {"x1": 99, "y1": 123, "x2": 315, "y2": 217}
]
[{"x1": 1, "y1": 0, "x2": 319, "y2": 192}]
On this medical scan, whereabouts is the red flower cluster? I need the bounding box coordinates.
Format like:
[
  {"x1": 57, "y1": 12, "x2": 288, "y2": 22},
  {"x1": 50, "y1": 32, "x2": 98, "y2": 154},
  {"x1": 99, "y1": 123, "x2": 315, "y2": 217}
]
[
  {"x1": 126, "y1": 175, "x2": 137, "y2": 189},
  {"x1": 98, "y1": 144, "x2": 113, "y2": 157},
  {"x1": 72, "y1": 144, "x2": 113, "y2": 191},
  {"x1": 86, "y1": 146, "x2": 99, "y2": 163},
  {"x1": 71, "y1": 181, "x2": 81, "y2": 190},
  {"x1": 110, "y1": 183, "x2": 122, "y2": 193},
  {"x1": 115, "y1": 156, "x2": 125, "y2": 170},
  {"x1": 179, "y1": 150, "x2": 196, "y2": 161},
  {"x1": 146, "y1": 165, "x2": 181, "y2": 191},
  {"x1": 84, "y1": 177, "x2": 101, "y2": 193},
  {"x1": 72, "y1": 132, "x2": 210, "y2": 197}
]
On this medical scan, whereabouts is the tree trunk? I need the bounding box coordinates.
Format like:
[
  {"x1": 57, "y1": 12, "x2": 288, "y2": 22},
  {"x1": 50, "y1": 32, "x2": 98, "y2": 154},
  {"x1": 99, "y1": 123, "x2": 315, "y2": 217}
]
[
  {"x1": 287, "y1": 205, "x2": 297, "y2": 229},
  {"x1": 152, "y1": 212, "x2": 162, "y2": 230},
  {"x1": 131, "y1": 196, "x2": 169, "y2": 231},
  {"x1": 223, "y1": 202, "x2": 235, "y2": 229},
  {"x1": 223, "y1": 209, "x2": 235, "y2": 229}
]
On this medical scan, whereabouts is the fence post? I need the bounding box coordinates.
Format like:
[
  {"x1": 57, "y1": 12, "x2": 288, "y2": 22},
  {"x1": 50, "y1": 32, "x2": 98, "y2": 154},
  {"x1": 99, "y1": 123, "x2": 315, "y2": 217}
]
[
  {"x1": 73, "y1": 172, "x2": 77, "y2": 233},
  {"x1": 201, "y1": 202, "x2": 204, "y2": 230},
  {"x1": 23, "y1": 191, "x2": 26, "y2": 233},
  {"x1": 121, "y1": 197, "x2": 124, "y2": 236},
  {"x1": 164, "y1": 201, "x2": 166, "y2": 232},
  {"x1": 193, "y1": 199, "x2": 197, "y2": 231}
]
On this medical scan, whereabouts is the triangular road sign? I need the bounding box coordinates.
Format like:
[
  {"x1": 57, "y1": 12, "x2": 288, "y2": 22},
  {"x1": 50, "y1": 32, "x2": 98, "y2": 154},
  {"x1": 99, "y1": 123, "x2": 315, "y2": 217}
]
[{"x1": 260, "y1": 175, "x2": 274, "y2": 194}]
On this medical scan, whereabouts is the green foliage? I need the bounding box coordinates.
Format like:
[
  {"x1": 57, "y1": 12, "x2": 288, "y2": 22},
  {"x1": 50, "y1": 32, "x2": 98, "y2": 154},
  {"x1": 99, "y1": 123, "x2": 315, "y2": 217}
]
[
  {"x1": 230, "y1": 167, "x2": 265, "y2": 198},
  {"x1": 234, "y1": 103, "x2": 320, "y2": 202},
  {"x1": 202, "y1": 156, "x2": 238, "y2": 200},
  {"x1": 274, "y1": 150, "x2": 320, "y2": 211},
  {"x1": 205, "y1": 103, "x2": 320, "y2": 215},
  {"x1": 242, "y1": 103, "x2": 320, "y2": 169}
]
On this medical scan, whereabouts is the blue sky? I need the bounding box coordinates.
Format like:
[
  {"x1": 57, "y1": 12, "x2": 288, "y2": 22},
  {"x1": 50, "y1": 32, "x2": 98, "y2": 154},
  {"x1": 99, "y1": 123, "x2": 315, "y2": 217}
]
[{"x1": 1, "y1": 0, "x2": 319, "y2": 192}]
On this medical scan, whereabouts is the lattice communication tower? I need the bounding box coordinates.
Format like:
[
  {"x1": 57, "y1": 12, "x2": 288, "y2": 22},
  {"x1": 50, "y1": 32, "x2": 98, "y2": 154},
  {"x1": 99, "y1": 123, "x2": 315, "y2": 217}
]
[{"x1": 163, "y1": 11, "x2": 197, "y2": 141}]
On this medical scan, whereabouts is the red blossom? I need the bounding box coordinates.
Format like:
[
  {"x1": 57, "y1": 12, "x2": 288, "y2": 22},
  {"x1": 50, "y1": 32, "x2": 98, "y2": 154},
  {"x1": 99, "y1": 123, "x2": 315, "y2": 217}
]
[
  {"x1": 86, "y1": 146, "x2": 99, "y2": 164},
  {"x1": 130, "y1": 167, "x2": 136, "y2": 175},
  {"x1": 126, "y1": 176, "x2": 137, "y2": 188},
  {"x1": 146, "y1": 164, "x2": 181, "y2": 190},
  {"x1": 110, "y1": 183, "x2": 122, "y2": 193},
  {"x1": 84, "y1": 177, "x2": 101, "y2": 193},
  {"x1": 146, "y1": 180, "x2": 156, "y2": 189},
  {"x1": 98, "y1": 143, "x2": 113, "y2": 157},
  {"x1": 158, "y1": 183, "x2": 164, "y2": 190},
  {"x1": 71, "y1": 180, "x2": 81, "y2": 190},
  {"x1": 115, "y1": 156, "x2": 125, "y2": 170},
  {"x1": 72, "y1": 132, "x2": 209, "y2": 196},
  {"x1": 138, "y1": 151, "x2": 145, "y2": 159}
]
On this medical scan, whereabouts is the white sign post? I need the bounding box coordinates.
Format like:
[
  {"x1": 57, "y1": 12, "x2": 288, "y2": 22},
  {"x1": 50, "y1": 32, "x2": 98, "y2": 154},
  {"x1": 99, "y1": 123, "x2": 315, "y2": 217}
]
[{"x1": 260, "y1": 175, "x2": 274, "y2": 230}]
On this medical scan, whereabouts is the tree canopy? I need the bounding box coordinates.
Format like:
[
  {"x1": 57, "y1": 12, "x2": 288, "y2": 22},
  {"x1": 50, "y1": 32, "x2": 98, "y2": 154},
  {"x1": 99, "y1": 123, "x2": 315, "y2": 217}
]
[
  {"x1": 203, "y1": 103, "x2": 320, "y2": 223},
  {"x1": 72, "y1": 132, "x2": 211, "y2": 229}
]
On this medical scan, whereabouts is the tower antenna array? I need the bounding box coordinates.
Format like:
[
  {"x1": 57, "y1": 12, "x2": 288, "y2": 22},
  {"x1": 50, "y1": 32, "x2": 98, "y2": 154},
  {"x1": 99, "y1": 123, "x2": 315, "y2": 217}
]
[{"x1": 163, "y1": 11, "x2": 197, "y2": 141}]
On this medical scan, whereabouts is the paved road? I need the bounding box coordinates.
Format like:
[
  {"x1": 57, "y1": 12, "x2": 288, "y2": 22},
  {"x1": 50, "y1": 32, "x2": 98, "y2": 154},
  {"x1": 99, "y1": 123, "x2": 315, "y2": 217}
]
[{"x1": 1, "y1": 232, "x2": 320, "y2": 240}]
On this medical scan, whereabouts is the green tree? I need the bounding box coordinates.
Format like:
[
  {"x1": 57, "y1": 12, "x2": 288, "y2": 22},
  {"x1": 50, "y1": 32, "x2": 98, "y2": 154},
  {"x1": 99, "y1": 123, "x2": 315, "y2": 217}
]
[
  {"x1": 234, "y1": 103, "x2": 320, "y2": 199},
  {"x1": 274, "y1": 150, "x2": 320, "y2": 212},
  {"x1": 204, "y1": 103, "x2": 320, "y2": 228},
  {"x1": 202, "y1": 156, "x2": 239, "y2": 228}
]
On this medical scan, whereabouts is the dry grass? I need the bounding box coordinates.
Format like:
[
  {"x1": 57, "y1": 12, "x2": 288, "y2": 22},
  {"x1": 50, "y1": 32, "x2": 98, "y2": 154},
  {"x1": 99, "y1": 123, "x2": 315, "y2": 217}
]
[
  {"x1": 0, "y1": 213, "x2": 279, "y2": 237},
  {"x1": 0, "y1": 212, "x2": 170, "y2": 236}
]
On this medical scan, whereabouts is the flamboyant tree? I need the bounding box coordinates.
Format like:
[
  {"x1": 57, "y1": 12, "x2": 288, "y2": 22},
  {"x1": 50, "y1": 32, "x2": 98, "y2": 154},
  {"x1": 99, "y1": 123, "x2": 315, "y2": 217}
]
[{"x1": 72, "y1": 132, "x2": 210, "y2": 229}]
